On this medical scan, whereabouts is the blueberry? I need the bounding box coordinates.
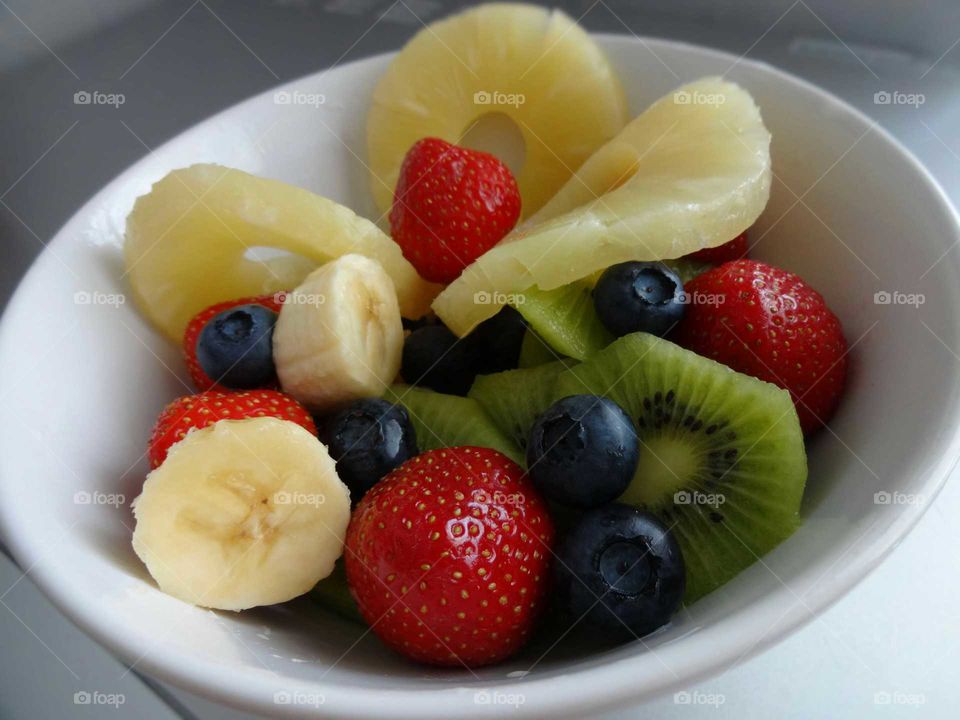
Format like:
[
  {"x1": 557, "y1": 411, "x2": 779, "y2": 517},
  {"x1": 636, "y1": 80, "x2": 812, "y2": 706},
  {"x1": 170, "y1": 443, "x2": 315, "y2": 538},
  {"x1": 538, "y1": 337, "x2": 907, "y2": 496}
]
[
  {"x1": 318, "y1": 398, "x2": 418, "y2": 499},
  {"x1": 526, "y1": 395, "x2": 638, "y2": 508},
  {"x1": 401, "y1": 325, "x2": 478, "y2": 395},
  {"x1": 554, "y1": 503, "x2": 685, "y2": 639},
  {"x1": 196, "y1": 304, "x2": 277, "y2": 388},
  {"x1": 468, "y1": 306, "x2": 527, "y2": 374},
  {"x1": 593, "y1": 262, "x2": 685, "y2": 337}
]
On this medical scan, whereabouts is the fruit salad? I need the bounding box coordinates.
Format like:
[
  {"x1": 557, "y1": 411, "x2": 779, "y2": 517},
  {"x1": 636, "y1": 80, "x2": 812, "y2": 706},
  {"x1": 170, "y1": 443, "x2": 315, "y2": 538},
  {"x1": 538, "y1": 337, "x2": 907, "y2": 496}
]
[{"x1": 124, "y1": 3, "x2": 848, "y2": 669}]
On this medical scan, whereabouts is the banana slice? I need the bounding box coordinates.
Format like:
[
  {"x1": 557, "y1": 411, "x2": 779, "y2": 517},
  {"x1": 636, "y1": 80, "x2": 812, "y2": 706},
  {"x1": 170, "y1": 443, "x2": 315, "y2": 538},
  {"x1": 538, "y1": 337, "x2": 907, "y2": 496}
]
[
  {"x1": 273, "y1": 254, "x2": 403, "y2": 412},
  {"x1": 132, "y1": 417, "x2": 351, "y2": 611}
]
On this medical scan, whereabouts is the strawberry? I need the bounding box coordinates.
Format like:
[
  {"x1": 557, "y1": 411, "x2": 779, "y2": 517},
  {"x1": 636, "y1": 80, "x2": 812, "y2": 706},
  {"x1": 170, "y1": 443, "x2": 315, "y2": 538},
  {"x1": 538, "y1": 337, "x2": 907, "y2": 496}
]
[
  {"x1": 183, "y1": 294, "x2": 285, "y2": 391},
  {"x1": 344, "y1": 446, "x2": 554, "y2": 667},
  {"x1": 674, "y1": 259, "x2": 847, "y2": 434},
  {"x1": 147, "y1": 389, "x2": 316, "y2": 469},
  {"x1": 389, "y1": 138, "x2": 521, "y2": 284},
  {"x1": 684, "y1": 230, "x2": 749, "y2": 265}
]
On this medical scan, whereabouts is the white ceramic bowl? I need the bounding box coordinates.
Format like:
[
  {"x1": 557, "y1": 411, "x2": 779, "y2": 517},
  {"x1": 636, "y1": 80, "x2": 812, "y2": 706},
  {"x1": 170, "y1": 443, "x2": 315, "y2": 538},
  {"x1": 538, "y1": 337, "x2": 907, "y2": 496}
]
[{"x1": 1, "y1": 35, "x2": 959, "y2": 719}]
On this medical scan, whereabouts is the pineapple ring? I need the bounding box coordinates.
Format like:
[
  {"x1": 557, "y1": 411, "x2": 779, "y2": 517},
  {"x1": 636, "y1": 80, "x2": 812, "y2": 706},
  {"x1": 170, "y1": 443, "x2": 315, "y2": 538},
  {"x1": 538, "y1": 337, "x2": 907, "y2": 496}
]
[
  {"x1": 124, "y1": 164, "x2": 440, "y2": 342},
  {"x1": 433, "y1": 78, "x2": 773, "y2": 336},
  {"x1": 366, "y1": 3, "x2": 628, "y2": 219}
]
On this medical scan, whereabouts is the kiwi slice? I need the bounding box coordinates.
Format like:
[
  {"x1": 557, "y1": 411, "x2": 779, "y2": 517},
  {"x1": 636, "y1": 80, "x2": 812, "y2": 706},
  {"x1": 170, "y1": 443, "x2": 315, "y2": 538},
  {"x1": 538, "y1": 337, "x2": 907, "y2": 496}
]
[
  {"x1": 513, "y1": 281, "x2": 613, "y2": 361},
  {"x1": 518, "y1": 328, "x2": 563, "y2": 368},
  {"x1": 662, "y1": 257, "x2": 713, "y2": 284},
  {"x1": 556, "y1": 333, "x2": 807, "y2": 603},
  {"x1": 385, "y1": 385, "x2": 523, "y2": 465},
  {"x1": 311, "y1": 560, "x2": 363, "y2": 624},
  {"x1": 469, "y1": 360, "x2": 573, "y2": 453}
]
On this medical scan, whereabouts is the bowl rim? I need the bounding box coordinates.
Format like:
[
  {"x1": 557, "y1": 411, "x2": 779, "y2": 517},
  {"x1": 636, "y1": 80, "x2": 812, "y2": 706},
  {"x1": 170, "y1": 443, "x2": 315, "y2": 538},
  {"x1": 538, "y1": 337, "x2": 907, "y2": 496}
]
[{"x1": 2, "y1": 33, "x2": 960, "y2": 720}]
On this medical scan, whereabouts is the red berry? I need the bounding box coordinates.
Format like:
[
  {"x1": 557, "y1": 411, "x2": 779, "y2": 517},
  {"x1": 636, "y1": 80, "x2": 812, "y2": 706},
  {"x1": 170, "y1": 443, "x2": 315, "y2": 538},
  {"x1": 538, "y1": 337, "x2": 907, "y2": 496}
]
[
  {"x1": 183, "y1": 294, "x2": 284, "y2": 391},
  {"x1": 345, "y1": 447, "x2": 554, "y2": 667},
  {"x1": 390, "y1": 138, "x2": 521, "y2": 284},
  {"x1": 674, "y1": 259, "x2": 847, "y2": 434},
  {"x1": 685, "y1": 231, "x2": 749, "y2": 265},
  {"x1": 147, "y1": 389, "x2": 316, "y2": 469}
]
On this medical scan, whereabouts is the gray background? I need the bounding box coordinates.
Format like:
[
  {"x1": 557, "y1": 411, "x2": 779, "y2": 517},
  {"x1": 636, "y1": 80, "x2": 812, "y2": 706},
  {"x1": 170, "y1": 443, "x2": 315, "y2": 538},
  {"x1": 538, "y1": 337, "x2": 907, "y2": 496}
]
[{"x1": 2, "y1": 1, "x2": 960, "y2": 718}]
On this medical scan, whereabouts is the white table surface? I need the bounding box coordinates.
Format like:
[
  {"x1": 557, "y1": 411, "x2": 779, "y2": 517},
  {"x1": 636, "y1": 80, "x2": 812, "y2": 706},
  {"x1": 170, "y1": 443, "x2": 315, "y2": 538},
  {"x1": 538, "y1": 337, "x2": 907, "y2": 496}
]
[{"x1": 2, "y1": 2, "x2": 960, "y2": 718}]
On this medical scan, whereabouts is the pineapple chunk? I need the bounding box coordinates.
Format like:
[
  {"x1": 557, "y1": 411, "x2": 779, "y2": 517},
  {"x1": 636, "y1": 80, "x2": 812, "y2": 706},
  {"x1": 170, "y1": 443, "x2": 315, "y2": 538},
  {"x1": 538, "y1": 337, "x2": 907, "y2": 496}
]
[
  {"x1": 124, "y1": 164, "x2": 439, "y2": 341},
  {"x1": 366, "y1": 3, "x2": 628, "y2": 218},
  {"x1": 433, "y1": 78, "x2": 772, "y2": 336}
]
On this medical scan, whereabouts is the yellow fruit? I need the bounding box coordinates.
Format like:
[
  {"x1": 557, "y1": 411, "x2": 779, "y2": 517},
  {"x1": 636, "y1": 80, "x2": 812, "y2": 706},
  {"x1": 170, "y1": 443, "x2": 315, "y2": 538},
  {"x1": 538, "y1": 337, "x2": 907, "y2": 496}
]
[
  {"x1": 124, "y1": 164, "x2": 439, "y2": 342},
  {"x1": 366, "y1": 3, "x2": 628, "y2": 218},
  {"x1": 433, "y1": 78, "x2": 772, "y2": 336}
]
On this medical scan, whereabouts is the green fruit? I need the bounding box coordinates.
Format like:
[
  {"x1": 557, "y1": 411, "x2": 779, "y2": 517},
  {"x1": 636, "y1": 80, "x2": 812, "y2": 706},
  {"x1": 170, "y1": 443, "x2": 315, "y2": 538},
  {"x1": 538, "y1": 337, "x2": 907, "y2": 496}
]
[
  {"x1": 662, "y1": 257, "x2": 713, "y2": 285},
  {"x1": 512, "y1": 281, "x2": 612, "y2": 361},
  {"x1": 385, "y1": 385, "x2": 523, "y2": 465},
  {"x1": 311, "y1": 560, "x2": 362, "y2": 624},
  {"x1": 518, "y1": 328, "x2": 562, "y2": 368},
  {"x1": 557, "y1": 333, "x2": 807, "y2": 603},
  {"x1": 468, "y1": 360, "x2": 572, "y2": 453}
]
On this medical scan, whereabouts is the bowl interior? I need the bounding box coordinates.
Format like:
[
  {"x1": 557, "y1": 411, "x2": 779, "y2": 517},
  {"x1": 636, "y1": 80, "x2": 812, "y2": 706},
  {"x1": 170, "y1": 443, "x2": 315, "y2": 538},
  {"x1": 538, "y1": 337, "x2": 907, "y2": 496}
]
[{"x1": 1, "y1": 37, "x2": 959, "y2": 719}]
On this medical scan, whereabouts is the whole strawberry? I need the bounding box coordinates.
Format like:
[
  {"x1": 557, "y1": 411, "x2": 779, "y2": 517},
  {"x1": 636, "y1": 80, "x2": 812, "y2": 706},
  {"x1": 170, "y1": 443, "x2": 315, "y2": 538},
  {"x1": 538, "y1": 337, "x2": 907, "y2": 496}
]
[
  {"x1": 345, "y1": 446, "x2": 554, "y2": 667},
  {"x1": 183, "y1": 294, "x2": 285, "y2": 391},
  {"x1": 685, "y1": 230, "x2": 749, "y2": 265},
  {"x1": 674, "y1": 259, "x2": 847, "y2": 434},
  {"x1": 148, "y1": 389, "x2": 316, "y2": 468},
  {"x1": 390, "y1": 138, "x2": 521, "y2": 284}
]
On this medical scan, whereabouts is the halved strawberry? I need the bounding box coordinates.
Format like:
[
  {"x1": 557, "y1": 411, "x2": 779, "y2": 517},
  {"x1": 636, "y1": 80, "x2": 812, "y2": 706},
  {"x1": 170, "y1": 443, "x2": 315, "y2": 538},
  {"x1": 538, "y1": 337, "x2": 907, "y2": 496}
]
[{"x1": 147, "y1": 389, "x2": 316, "y2": 469}]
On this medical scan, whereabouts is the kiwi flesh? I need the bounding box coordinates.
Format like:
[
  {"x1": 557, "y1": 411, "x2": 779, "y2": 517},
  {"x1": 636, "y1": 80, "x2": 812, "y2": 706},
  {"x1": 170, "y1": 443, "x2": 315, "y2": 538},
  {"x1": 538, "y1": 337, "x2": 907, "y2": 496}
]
[
  {"x1": 512, "y1": 281, "x2": 613, "y2": 361},
  {"x1": 468, "y1": 360, "x2": 573, "y2": 454},
  {"x1": 385, "y1": 385, "x2": 523, "y2": 465},
  {"x1": 518, "y1": 328, "x2": 562, "y2": 368},
  {"x1": 556, "y1": 333, "x2": 807, "y2": 603},
  {"x1": 310, "y1": 560, "x2": 363, "y2": 624}
]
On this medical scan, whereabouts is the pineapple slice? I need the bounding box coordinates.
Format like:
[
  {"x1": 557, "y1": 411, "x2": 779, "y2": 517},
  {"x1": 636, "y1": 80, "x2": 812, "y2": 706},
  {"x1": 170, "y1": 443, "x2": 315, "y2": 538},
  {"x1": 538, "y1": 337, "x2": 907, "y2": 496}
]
[
  {"x1": 366, "y1": 3, "x2": 628, "y2": 218},
  {"x1": 433, "y1": 78, "x2": 772, "y2": 336},
  {"x1": 124, "y1": 164, "x2": 439, "y2": 342}
]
